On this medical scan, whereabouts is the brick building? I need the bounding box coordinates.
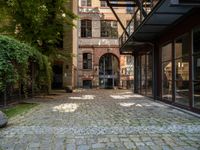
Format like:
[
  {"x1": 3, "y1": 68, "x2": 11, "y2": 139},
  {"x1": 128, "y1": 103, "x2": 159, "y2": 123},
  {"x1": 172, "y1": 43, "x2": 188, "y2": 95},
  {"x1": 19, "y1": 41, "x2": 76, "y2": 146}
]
[{"x1": 77, "y1": 0, "x2": 134, "y2": 89}]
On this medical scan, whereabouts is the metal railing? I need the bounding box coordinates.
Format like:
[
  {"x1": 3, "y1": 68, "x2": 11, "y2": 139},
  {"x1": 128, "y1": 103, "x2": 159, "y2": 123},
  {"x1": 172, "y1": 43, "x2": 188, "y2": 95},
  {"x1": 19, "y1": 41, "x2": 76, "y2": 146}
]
[{"x1": 119, "y1": 0, "x2": 160, "y2": 48}]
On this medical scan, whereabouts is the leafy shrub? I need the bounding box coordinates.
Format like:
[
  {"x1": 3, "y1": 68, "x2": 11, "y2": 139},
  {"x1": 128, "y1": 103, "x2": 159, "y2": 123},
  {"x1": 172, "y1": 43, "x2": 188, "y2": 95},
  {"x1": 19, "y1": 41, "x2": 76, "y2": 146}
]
[{"x1": 0, "y1": 35, "x2": 51, "y2": 94}]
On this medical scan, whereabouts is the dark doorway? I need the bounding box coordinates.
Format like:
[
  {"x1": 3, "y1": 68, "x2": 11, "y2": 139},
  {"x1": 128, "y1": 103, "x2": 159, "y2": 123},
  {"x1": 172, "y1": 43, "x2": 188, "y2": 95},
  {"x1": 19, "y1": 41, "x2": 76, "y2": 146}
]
[
  {"x1": 83, "y1": 80, "x2": 92, "y2": 89},
  {"x1": 52, "y1": 64, "x2": 63, "y2": 89},
  {"x1": 99, "y1": 53, "x2": 119, "y2": 89}
]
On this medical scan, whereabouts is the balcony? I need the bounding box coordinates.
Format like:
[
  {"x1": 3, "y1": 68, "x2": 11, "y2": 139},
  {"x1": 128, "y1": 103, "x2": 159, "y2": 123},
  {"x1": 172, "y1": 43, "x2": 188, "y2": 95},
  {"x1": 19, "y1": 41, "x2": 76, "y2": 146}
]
[
  {"x1": 115, "y1": 0, "x2": 200, "y2": 52},
  {"x1": 119, "y1": 0, "x2": 159, "y2": 49}
]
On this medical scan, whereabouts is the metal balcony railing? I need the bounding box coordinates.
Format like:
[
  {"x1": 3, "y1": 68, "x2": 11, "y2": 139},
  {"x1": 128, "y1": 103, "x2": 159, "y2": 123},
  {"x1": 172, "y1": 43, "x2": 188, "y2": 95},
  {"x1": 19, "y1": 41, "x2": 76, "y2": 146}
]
[{"x1": 119, "y1": 0, "x2": 160, "y2": 48}]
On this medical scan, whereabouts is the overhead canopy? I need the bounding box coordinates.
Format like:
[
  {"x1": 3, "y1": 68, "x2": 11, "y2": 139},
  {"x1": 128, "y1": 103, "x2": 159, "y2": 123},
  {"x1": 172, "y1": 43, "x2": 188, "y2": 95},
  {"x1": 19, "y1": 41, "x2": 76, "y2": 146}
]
[{"x1": 120, "y1": 0, "x2": 200, "y2": 52}]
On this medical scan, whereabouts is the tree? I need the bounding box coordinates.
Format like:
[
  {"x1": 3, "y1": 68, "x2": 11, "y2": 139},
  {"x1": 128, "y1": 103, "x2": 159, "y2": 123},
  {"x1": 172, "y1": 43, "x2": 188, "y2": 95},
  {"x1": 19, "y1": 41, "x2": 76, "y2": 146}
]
[{"x1": 0, "y1": 0, "x2": 77, "y2": 56}]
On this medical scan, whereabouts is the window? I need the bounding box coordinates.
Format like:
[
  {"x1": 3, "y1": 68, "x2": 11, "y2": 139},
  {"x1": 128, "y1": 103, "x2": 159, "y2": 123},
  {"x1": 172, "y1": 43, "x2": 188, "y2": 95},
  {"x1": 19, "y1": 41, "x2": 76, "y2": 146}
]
[
  {"x1": 174, "y1": 33, "x2": 190, "y2": 106},
  {"x1": 83, "y1": 53, "x2": 92, "y2": 69},
  {"x1": 162, "y1": 43, "x2": 173, "y2": 101},
  {"x1": 101, "y1": 20, "x2": 118, "y2": 38},
  {"x1": 81, "y1": 0, "x2": 91, "y2": 6},
  {"x1": 126, "y1": 20, "x2": 134, "y2": 35},
  {"x1": 193, "y1": 27, "x2": 200, "y2": 109},
  {"x1": 81, "y1": 20, "x2": 92, "y2": 37},
  {"x1": 126, "y1": 2, "x2": 134, "y2": 14},
  {"x1": 101, "y1": 1, "x2": 107, "y2": 7}
]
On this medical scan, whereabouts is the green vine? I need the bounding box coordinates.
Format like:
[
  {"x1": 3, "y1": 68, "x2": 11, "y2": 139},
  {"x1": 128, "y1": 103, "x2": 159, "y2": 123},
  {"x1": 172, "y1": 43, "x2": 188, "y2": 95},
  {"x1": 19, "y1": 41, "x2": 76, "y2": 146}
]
[{"x1": 0, "y1": 35, "x2": 51, "y2": 95}]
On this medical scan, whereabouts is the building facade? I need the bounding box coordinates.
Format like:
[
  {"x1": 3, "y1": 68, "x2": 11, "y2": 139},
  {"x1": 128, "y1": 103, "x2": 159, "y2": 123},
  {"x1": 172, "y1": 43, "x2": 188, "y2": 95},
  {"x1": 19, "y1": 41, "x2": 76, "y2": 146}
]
[
  {"x1": 52, "y1": 0, "x2": 78, "y2": 89},
  {"x1": 107, "y1": 0, "x2": 200, "y2": 113},
  {"x1": 77, "y1": 0, "x2": 134, "y2": 89}
]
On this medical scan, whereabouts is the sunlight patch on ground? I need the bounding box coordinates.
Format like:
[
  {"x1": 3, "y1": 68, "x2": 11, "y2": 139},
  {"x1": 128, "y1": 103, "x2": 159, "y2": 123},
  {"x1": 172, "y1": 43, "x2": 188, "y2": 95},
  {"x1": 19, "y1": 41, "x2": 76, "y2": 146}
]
[
  {"x1": 118, "y1": 92, "x2": 133, "y2": 95},
  {"x1": 69, "y1": 95, "x2": 95, "y2": 100},
  {"x1": 119, "y1": 102, "x2": 135, "y2": 107},
  {"x1": 136, "y1": 104, "x2": 143, "y2": 107},
  {"x1": 119, "y1": 102, "x2": 143, "y2": 107},
  {"x1": 52, "y1": 103, "x2": 79, "y2": 112},
  {"x1": 110, "y1": 94, "x2": 143, "y2": 99}
]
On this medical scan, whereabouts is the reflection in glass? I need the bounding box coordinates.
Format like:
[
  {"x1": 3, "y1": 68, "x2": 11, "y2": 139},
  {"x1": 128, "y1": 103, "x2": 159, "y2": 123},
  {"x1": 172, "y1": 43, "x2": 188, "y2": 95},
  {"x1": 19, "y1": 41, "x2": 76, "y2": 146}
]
[
  {"x1": 175, "y1": 58, "x2": 189, "y2": 106},
  {"x1": 141, "y1": 55, "x2": 146, "y2": 95},
  {"x1": 162, "y1": 61, "x2": 172, "y2": 100},
  {"x1": 147, "y1": 54, "x2": 152, "y2": 97},
  {"x1": 175, "y1": 33, "x2": 190, "y2": 58},
  {"x1": 162, "y1": 43, "x2": 172, "y2": 101},
  {"x1": 175, "y1": 58, "x2": 189, "y2": 81},
  {"x1": 194, "y1": 81, "x2": 200, "y2": 109},
  {"x1": 193, "y1": 27, "x2": 200, "y2": 109},
  {"x1": 194, "y1": 55, "x2": 200, "y2": 81},
  {"x1": 162, "y1": 43, "x2": 172, "y2": 61},
  {"x1": 193, "y1": 28, "x2": 200, "y2": 54},
  {"x1": 175, "y1": 81, "x2": 189, "y2": 106},
  {"x1": 175, "y1": 35, "x2": 190, "y2": 106}
]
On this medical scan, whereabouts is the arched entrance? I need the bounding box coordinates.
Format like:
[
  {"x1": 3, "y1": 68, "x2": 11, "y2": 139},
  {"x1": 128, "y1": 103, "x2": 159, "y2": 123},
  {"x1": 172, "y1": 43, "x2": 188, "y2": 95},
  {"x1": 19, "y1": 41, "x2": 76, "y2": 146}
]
[{"x1": 99, "y1": 53, "x2": 119, "y2": 88}]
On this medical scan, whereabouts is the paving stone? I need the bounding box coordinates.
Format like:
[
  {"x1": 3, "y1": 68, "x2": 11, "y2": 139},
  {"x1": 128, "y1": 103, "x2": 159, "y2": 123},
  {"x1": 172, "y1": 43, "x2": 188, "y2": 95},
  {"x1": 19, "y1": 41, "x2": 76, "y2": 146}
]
[
  {"x1": 76, "y1": 138, "x2": 87, "y2": 145},
  {"x1": 137, "y1": 146, "x2": 150, "y2": 150},
  {"x1": 66, "y1": 144, "x2": 76, "y2": 150},
  {"x1": 98, "y1": 137, "x2": 109, "y2": 143},
  {"x1": 0, "y1": 89, "x2": 199, "y2": 149},
  {"x1": 110, "y1": 137, "x2": 119, "y2": 142},
  {"x1": 92, "y1": 143, "x2": 105, "y2": 149},
  {"x1": 77, "y1": 145, "x2": 89, "y2": 150},
  {"x1": 124, "y1": 141, "x2": 136, "y2": 149}
]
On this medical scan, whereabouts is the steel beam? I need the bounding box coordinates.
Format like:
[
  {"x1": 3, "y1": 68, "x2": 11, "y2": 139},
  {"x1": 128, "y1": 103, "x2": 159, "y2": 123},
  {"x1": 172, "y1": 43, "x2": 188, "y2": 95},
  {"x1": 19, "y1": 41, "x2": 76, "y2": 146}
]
[{"x1": 105, "y1": 0, "x2": 129, "y2": 37}]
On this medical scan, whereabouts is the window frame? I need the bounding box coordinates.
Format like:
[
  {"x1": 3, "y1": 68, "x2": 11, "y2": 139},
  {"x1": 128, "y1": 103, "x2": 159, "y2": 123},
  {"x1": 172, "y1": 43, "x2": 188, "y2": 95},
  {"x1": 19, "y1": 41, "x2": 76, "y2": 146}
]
[
  {"x1": 81, "y1": 19, "x2": 92, "y2": 38},
  {"x1": 161, "y1": 42, "x2": 173, "y2": 101},
  {"x1": 100, "y1": 20, "x2": 118, "y2": 38},
  {"x1": 83, "y1": 53, "x2": 92, "y2": 69},
  {"x1": 81, "y1": 0, "x2": 91, "y2": 7}
]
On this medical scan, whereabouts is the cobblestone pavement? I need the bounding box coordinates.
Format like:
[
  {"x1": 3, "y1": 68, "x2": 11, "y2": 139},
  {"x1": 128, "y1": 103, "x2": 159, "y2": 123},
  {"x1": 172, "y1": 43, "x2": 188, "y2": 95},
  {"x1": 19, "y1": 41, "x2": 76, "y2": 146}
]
[{"x1": 0, "y1": 89, "x2": 200, "y2": 150}]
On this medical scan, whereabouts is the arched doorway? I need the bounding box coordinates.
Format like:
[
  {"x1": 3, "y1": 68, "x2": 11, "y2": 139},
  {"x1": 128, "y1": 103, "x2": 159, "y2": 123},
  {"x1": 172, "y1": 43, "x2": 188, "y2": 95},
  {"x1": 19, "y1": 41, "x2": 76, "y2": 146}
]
[{"x1": 99, "y1": 53, "x2": 119, "y2": 88}]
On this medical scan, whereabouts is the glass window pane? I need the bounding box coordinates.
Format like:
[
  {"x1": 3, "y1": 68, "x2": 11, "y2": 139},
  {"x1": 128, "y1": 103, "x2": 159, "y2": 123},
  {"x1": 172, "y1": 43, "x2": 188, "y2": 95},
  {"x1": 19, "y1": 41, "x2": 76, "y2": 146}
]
[
  {"x1": 147, "y1": 54, "x2": 152, "y2": 97},
  {"x1": 175, "y1": 80, "x2": 189, "y2": 106},
  {"x1": 194, "y1": 81, "x2": 200, "y2": 109},
  {"x1": 162, "y1": 61, "x2": 172, "y2": 101},
  {"x1": 175, "y1": 33, "x2": 190, "y2": 58},
  {"x1": 162, "y1": 80, "x2": 172, "y2": 100},
  {"x1": 194, "y1": 54, "x2": 200, "y2": 81},
  {"x1": 81, "y1": 20, "x2": 92, "y2": 37},
  {"x1": 175, "y1": 57, "x2": 189, "y2": 81},
  {"x1": 162, "y1": 43, "x2": 172, "y2": 61},
  {"x1": 101, "y1": 20, "x2": 118, "y2": 38},
  {"x1": 162, "y1": 61, "x2": 172, "y2": 81},
  {"x1": 193, "y1": 27, "x2": 200, "y2": 54}
]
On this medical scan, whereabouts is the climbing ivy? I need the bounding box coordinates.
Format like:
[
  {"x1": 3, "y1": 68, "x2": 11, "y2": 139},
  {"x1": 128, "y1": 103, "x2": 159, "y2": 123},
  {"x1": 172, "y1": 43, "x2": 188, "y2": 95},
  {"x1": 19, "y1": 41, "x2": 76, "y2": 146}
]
[{"x1": 0, "y1": 35, "x2": 51, "y2": 94}]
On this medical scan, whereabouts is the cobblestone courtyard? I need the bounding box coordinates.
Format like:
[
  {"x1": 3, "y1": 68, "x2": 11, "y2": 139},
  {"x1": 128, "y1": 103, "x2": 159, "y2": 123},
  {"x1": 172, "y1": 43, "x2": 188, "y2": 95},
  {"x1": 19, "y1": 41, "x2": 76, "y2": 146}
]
[{"x1": 0, "y1": 89, "x2": 200, "y2": 150}]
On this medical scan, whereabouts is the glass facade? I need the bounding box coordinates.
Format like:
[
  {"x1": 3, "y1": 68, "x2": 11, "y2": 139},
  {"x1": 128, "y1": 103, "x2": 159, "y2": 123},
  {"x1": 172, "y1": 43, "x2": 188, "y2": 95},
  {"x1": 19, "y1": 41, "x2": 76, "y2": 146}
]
[
  {"x1": 174, "y1": 34, "x2": 190, "y2": 106},
  {"x1": 193, "y1": 27, "x2": 200, "y2": 109},
  {"x1": 162, "y1": 43, "x2": 173, "y2": 101},
  {"x1": 135, "y1": 51, "x2": 153, "y2": 97},
  {"x1": 158, "y1": 27, "x2": 200, "y2": 111}
]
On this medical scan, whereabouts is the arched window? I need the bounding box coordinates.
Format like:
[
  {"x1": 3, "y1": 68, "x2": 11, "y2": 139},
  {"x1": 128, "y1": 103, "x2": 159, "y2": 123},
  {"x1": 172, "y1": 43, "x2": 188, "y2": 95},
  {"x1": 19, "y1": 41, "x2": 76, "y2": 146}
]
[
  {"x1": 81, "y1": 20, "x2": 92, "y2": 37},
  {"x1": 83, "y1": 53, "x2": 92, "y2": 69}
]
